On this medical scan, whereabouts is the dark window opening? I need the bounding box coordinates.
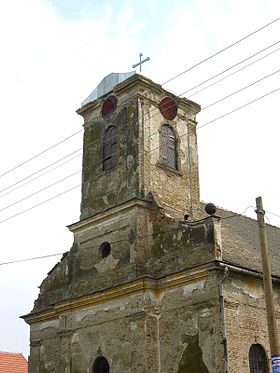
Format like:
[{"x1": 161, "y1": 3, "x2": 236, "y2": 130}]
[
  {"x1": 103, "y1": 126, "x2": 117, "y2": 171},
  {"x1": 249, "y1": 344, "x2": 268, "y2": 373},
  {"x1": 93, "y1": 356, "x2": 109, "y2": 373},
  {"x1": 161, "y1": 124, "x2": 177, "y2": 169},
  {"x1": 100, "y1": 242, "x2": 111, "y2": 258}
]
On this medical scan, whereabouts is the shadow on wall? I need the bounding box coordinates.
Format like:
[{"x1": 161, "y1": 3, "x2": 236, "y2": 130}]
[{"x1": 178, "y1": 334, "x2": 209, "y2": 373}]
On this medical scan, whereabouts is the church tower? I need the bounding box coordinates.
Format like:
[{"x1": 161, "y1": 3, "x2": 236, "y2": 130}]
[
  {"x1": 78, "y1": 72, "x2": 201, "y2": 220},
  {"x1": 23, "y1": 73, "x2": 226, "y2": 373}
]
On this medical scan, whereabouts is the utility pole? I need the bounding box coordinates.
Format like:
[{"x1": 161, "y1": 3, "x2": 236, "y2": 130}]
[{"x1": 255, "y1": 196, "x2": 279, "y2": 359}]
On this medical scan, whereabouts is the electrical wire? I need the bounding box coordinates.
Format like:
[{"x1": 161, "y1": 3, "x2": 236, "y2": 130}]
[
  {"x1": 162, "y1": 16, "x2": 280, "y2": 85},
  {"x1": 144, "y1": 86, "x2": 280, "y2": 157},
  {"x1": 1, "y1": 17, "x2": 279, "y2": 181},
  {"x1": 0, "y1": 150, "x2": 82, "y2": 196},
  {"x1": 61, "y1": 41, "x2": 280, "y2": 160},
  {"x1": 0, "y1": 38, "x2": 277, "y2": 197},
  {"x1": 182, "y1": 41, "x2": 280, "y2": 98},
  {"x1": 0, "y1": 185, "x2": 79, "y2": 224},
  {"x1": 202, "y1": 68, "x2": 280, "y2": 111},
  {"x1": 0, "y1": 252, "x2": 66, "y2": 266},
  {"x1": 0, "y1": 86, "x2": 279, "y2": 220},
  {"x1": 0, "y1": 206, "x2": 255, "y2": 266},
  {"x1": 0, "y1": 130, "x2": 83, "y2": 179},
  {"x1": 76, "y1": 42, "x2": 280, "y2": 158},
  {"x1": 266, "y1": 210, "x2": 280, "y2": 219},
  {"x1": 197, "y1": 87, "x2": 280, "y2": 130},
  {"x1": 1, "y1": 38, "x2": 280, "y2": 216},
  {"x1": 0, "y1": 154, "x2": 81, "y2": 199},
  {"x1": 2, "y1": 58, "x2": 278, "y2": 203},
  {"x1": 0, "y1": 171, "x2": 81, "y2": 213}
]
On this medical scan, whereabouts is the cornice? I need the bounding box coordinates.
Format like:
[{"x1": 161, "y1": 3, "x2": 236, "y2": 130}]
[
  {"x1": 77, "y1": 74, "x2": 200, "y2": 120},
  {"x1": 22, "y1": 264, "x2": 212, "y2": 325},
  {"x1": 68, "y1": 198, "x2": 152, "y2": 233}
]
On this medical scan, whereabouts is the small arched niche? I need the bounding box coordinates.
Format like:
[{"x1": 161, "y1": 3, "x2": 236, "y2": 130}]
[
  {"x1": 100, "y1": 242, "x2": 111, "y2": 258},
  {"x1": 93, "y1": 356, "x2": 110, "y2": 373}
]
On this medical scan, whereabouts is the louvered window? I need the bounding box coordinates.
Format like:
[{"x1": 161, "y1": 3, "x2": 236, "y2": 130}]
[
  {"x1": 103, "y1": 126, "x2": 117, "y2": 171},
  {"x1": 161, "y1": 125, "x2": 177, "y2": 169},
  {"x1": 249, "y1": 344, "x2": 268, "y2": 373}
]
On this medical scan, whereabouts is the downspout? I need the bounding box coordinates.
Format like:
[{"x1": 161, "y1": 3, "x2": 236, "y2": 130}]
[
  {"x1": 219, "y1": 266, "x2": 229, "y2": 373},
  {"x1": 186, "y1": 122, "x2": 193, "y2": 216},
  {"x1": 140, "y1": 100, "x2": 145, "y2": 198}
]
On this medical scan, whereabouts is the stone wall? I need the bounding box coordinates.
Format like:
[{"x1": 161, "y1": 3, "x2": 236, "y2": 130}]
[
  {"x1": 33, "y1": 202, "x2": 221, "y2": 312},
  {"x1": 223, "y1": 271, "x2": 280, "y2": 372},
  {"x1": 28, "y1": 270, "x2": 224, "y2": 373},
  {"x1": 77, "y1": 74, "x2": 201, "y2": 221}
]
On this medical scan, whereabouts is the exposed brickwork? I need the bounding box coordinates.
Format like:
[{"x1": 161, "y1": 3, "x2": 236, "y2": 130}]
[{"x1": 22, "y1": 74, "x2": 280, "y2": 373}]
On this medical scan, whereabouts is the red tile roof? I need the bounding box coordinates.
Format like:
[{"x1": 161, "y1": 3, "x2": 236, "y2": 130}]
[{"x1": 0, "y1": 352, "x2": 28, "y2": 373}]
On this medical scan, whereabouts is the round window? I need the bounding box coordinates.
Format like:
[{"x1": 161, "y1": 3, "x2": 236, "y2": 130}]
[
  {"x1": 159, "y1": 97, "x2": 177, "y2": 120},
  {"x1": 102, "y1": 96, "x2": 118, "y2": 118}
]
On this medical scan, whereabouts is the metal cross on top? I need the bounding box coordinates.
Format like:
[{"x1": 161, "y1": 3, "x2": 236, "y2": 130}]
[{"x1": 132, "y1": 53, "x2": 150, "y2": 73}]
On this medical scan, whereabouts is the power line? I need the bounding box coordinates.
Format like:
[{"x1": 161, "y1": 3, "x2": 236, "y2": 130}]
[
  {"x1": 0, "y1": 171, "x2": 81, "y2": 213},
  {"x1": 1, "y1": 44, "x2": 280, "y2": 215},
  {"x1": 182, "y1": 41, "x2": 280, "y2": 98},
  {"x1": 0, "y1": 206, "x2": 254, "y2": 266},
  {"x1": 162, "y1": 16, "x2": 280, "y2": 85},
  {"x1": 144, "y1": 86, "x2": 280, "y2": 156},
  {"x1": 1, "y1": 37, "x2": 278, "y2": 194},
  {"x1": 0, "y1": 252, "x2": 66, "y2": 266},
  {"x1": 0, "y1": 130, "x2": 83, "y2": 179},
  {"x1": 83, "y1": 40, "x2": 280, "y2": 157},
  {"x1": 0, "y1": 185, "x2": 79, "y2": 224},
  {"x1": 0, "y1": 150, "x2": 82, "y2": 196},
  {"x1": 1, "y1": 85, "x2": 279, "y2": 219},
  {"x1": 202, "y1": 68, "x2": 280, "y2": 111},
  {"x1": 266, "y1": 210, "x2": 280, "y2": 219},
  {"x1": 1, "y1": 19, "x2": 279, "y2": 182},
  {"x1": 197, "y1": 87, "x2": 280, "y2": 130}
]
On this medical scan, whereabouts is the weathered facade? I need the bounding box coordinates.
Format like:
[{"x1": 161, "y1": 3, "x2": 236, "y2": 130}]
[{"x1": 22, "y1": 73, "x2": 280, "y2": 373}]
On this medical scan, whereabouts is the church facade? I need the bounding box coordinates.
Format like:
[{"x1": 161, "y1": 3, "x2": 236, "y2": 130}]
[{"x1": 22, "y1": 73, "x2": 280, "y2": 373}]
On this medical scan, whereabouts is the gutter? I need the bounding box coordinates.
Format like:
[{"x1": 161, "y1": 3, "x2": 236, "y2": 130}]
[{"x1": 215, "y1": 261, "x2": 280, "y2": 283}]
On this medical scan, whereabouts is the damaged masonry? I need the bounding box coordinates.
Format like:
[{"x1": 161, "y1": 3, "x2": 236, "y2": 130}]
[{"x1": 22, "y1": 73, "x2": 280, "y2": 373}]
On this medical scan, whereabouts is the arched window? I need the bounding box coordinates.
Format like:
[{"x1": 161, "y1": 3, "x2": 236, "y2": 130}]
[
  {"x1": 93, "y1": 356, "x2": 109, "y2": 373},
  {"x1": 161, "y1": 125, "x2": 177, "y2": 169},
  {"x1": 100, "y1": 242, "x2": 111, "y2": 258},
  {"x1": 249, "y1": 344, "x2": 268, "y2": 373},
  {"x1": 103, "y1": 126, "x2": 117, "y2": 171}
]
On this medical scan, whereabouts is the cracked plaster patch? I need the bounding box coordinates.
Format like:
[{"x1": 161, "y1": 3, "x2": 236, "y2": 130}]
[
  {"x1": 94, "y1": 255, "x2": 119, "y2": 273},
  {"x1": 231, "y1": 278, "x2": 264, "y2": 299},
  {"x1": 183, "y1": 280, "x2": 206, "y2": 297},
  {"x1": 40, "y1": 319, "x2": 59, "y2": 330}
]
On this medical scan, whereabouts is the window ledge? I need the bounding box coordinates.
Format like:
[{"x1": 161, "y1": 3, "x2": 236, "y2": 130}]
[{"x1": 156, "y1": 161, "x2": 183, "y2": 177}]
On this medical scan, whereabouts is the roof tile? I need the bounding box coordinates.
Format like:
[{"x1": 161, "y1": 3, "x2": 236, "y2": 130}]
[{"x1": 0, "y1": 352, "x2": 28, "y2": 373}]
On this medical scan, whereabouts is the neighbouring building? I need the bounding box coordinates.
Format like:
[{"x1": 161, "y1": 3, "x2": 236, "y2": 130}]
[
  {"x1": 0, "y1": 351, "x2": 28, "y2": 373},
  {"x1": 22, "y1": 73, "x2": 280, "y2": 373}
]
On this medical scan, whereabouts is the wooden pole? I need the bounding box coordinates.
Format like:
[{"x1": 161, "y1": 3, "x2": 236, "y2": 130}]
[{"x1": 256, "y1": 196, "x2": 279, "y2": 357}]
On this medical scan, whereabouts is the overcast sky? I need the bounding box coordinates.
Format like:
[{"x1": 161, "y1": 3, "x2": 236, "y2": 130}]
[{"x1": 0, "y1": 0, "x2": 279, "y2": 358}]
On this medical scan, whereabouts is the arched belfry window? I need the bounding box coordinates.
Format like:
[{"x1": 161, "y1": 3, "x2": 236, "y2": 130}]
[
  {"x1": 103, "y1": 126, "x2": 117, "y2": 171},
  {"x1": 161, "y1": 125, "x2": 177, "y2": 169},
  {"x1": 249, "y1": 344, "x2": 268, "y2": 373},
  {"x1": 93, "y1": 356, "x2": 109, "y2": 373}
]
